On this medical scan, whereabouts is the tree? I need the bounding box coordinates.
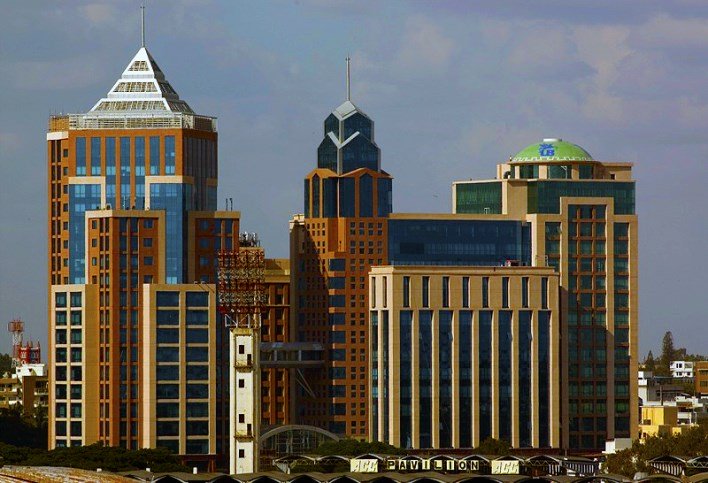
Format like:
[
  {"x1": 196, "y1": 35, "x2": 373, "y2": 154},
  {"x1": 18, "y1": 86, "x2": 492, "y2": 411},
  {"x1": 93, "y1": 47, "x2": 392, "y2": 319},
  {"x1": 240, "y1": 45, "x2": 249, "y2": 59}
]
[
  {"x1": 644, "y1": 351, "x2": 656, "y2": 372},
  {"x1": 0, "y1": 353, "x2": 12, "y2": 376},
  {"x1": 656, "y1": 331, "x2": 676, "y2": 376},
  {"x1": 475, "y1": 437, "x2": 511, "y2": 455}
]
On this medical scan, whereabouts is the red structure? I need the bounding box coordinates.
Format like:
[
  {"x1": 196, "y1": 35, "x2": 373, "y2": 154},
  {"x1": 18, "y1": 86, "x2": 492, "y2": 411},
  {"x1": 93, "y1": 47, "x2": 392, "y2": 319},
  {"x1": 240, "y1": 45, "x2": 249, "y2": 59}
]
[
  {"x1": 8, "y1": 319, "x2": 24, "y2": 367},
  {"x1": 217, "y1": 245, "x2": 267, "y2": 327},
  {"x1": 18, "y1": 342, "x2": 41, "y2": 364}
]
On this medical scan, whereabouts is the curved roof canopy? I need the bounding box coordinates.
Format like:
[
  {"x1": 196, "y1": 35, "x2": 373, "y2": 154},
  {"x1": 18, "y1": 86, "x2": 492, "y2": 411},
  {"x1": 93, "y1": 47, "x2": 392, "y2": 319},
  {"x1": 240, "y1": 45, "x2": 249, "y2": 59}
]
[{"x1": 511, "y1": 138, "x2": 593, "y2": 163}]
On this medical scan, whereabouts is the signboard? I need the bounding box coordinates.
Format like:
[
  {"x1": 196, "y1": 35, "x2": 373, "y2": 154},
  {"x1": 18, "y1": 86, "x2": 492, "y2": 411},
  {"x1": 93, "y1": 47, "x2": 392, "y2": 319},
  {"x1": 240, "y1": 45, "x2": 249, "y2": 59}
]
[
  {"x1": 350, "y1": 459, "x2": 379, "y2": 473},
  {"x1": 384, "y1": 459, "x2": 480, "y2": 472},
  {"x1": 491, "y1": 460, "x2": 520, "y2": 475}
]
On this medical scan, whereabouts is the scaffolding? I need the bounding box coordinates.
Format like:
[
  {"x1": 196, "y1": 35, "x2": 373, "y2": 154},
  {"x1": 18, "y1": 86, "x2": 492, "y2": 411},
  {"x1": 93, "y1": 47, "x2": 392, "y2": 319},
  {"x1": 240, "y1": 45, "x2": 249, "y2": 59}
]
[{"x1": 217, "y1": 247, "x2": 267, "y2": 328}]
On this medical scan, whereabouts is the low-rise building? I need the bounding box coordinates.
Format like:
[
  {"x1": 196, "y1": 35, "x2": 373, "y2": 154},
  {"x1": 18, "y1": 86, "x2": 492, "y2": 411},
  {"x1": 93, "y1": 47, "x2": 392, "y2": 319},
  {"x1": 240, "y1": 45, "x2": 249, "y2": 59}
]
[
  {"x1": 638, "y1": 405, "x2": 695, "y2": 440},
  {"x1": 670, "y1": 361, "x2": 694, "y2": 379},
  {"x1": 695, "y1": 361, "x2": 708, "y2": 396}
]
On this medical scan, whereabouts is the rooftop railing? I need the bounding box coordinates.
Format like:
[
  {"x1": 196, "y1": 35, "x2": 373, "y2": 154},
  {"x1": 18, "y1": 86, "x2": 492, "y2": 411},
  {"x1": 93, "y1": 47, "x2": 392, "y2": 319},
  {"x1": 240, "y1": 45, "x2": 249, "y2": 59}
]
[{"x1": 49, "y1": 112, "x2": 217, "y2": 132}]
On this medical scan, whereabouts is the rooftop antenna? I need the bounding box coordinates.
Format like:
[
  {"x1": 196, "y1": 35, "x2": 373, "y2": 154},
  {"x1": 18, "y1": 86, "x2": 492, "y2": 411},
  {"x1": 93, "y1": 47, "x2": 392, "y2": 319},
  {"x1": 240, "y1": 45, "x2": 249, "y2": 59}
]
[
  {"x1": 346, "y1": 55, "x2": 351, "y2": 101},
  {"x1": 141, "y1": 4, "x2": 146, "y2": 47}
]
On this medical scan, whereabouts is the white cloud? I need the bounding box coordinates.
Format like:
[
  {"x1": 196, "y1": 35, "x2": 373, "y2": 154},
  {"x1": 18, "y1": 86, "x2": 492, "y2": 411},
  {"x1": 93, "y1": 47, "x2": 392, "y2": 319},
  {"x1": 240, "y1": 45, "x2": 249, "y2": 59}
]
[{"x1": 397, "y1": 15, "x2": 455, "y2": 73}]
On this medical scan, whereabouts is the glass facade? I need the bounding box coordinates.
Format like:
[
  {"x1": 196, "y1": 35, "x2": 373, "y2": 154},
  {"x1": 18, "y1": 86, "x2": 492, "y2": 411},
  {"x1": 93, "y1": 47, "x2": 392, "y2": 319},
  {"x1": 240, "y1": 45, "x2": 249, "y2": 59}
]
[
  {"x1": 538, "y1": 310, "x2": 551, "y2": 447},
  {"x1": 91, "y1": 137, "x2": 101, "y2": 175},
  {"x1": 135, "y1": 137, "x2": 145, "y2": 209},
  {"x1": 518, "y1": 311, "x2": 532, "y2": 447},
  {"x1": 528, "y1": 181, "x2": 635, "y2": 215},
  {"x1": 388, "y1": 219, "x2": 531, "y2": 266},
  {"x1": 69, "y1": 184, "x2": 101, "y2": 283},
  {"x1": 76, "y1": 138, "x2": 86, "y2": 176},
  {"x1": 458, "y1": 310, "x2": 473, "y2": 447},
  {"x1": 455, "y1": 182, "x2": 502, "y2": 214},
  {"x1": 106, "y1": 137, "x2": 116, "y2": 207},
  {"x1": 498, "y1": 310, "x2": 512, "y2": 443},
  {"x1": 399, "y1": 310, "x2": 412, "y2": 448},
  {"x1": 479, "y1": 310, "x2": 492, "y2": 441},
  {"x1": 439, "y1": 310, "x2": 452, "y2": 447},
  {"x1": 120, "y1": 137, "x2": 131, "y2": 208},
  {"x1": 150, "y1": 183, "x2": 189, "y2": 283},
  {"x1": 165, "y1": 136, "x2": 175, "y2": 175},
  {"x1": 418, "y1": 310, "x2": 432, "y2": 447}
]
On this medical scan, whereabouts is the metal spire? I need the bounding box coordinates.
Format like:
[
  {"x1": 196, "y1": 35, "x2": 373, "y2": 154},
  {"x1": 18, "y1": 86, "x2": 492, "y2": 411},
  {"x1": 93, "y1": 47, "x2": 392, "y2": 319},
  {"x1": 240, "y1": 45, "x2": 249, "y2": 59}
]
[
  {"x1": 346, "y1": 55, "x2": 351, "y2": 101},
  {"x1": 141, "y1": 4, "x2": 146, "y2": 47}
]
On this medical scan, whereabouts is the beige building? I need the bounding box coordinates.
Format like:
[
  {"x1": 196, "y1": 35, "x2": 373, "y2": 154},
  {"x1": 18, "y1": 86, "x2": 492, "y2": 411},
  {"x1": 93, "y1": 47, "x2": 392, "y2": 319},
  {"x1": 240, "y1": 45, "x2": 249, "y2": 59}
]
[{"x1": 369, "y1": 266, "x2": 560, "y2": 449}]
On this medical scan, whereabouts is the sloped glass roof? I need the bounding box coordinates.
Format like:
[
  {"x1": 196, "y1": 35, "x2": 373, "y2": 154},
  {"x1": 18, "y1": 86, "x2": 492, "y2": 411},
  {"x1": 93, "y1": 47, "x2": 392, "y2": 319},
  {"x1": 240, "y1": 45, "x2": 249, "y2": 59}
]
[{"x1": 89, "y1": 47, "x2": 193, "y2": 114}]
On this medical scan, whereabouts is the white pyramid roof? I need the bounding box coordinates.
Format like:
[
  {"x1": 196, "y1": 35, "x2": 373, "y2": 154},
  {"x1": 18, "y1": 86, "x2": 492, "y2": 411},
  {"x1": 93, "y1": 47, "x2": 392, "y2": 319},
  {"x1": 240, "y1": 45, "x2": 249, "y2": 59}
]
[{"x1": 89, "y1": 47, "x2": 194, "y2": 114}]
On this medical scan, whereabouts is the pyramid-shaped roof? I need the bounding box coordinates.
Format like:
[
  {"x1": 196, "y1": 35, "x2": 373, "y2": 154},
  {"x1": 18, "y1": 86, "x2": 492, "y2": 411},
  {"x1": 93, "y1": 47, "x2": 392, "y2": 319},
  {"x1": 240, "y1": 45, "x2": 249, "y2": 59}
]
[{"x1": 89, "y1": 47, "x2": 194, "y2": 114}]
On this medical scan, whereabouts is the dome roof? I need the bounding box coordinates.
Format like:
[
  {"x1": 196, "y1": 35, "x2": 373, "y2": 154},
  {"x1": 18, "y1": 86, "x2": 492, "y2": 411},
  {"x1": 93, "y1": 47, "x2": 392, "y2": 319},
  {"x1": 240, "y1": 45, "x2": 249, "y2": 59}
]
[{"x1": 511, "y1": 138, "x2": 593, "y2": 163}]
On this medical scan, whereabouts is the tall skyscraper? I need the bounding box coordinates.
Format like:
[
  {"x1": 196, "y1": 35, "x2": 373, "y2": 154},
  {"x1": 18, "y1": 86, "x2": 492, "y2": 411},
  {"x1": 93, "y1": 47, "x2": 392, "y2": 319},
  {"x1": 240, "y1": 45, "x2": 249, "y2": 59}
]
[
  {"x1": 47, "y1": 40, "x2": 238, "y2": 467},
  {"x1": 291, "y1": 66, "x2": 393, "y2": 436},
  {"x1": 452, "y1": 138, "x2": 638, "y2": 450},
  {"x1": 368, "y1": 138, "x2": 636, "y2": 451}
]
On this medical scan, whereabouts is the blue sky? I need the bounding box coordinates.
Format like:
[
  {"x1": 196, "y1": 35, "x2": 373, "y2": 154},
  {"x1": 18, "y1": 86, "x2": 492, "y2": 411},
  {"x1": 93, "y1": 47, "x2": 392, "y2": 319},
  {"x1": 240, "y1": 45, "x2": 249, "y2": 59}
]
[{"x1": 1, "y1": 0, "x2": 707, "y2": 355}]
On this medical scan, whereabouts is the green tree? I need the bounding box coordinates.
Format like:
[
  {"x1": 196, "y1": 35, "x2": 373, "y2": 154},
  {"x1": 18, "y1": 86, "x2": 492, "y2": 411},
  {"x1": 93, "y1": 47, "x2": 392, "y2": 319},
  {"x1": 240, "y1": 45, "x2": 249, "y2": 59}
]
[
  {"x1": 475, "y1": 437, "x2": 511, "y2": 455},
  {"x1": 644, "y1": 350, "x2": 656, "y2": 372},
  {"x1": 605, "y1": 448, "x2": 636, "y2": 477},
  {"x1": 656, "y1": 331, "x2": 676, "y2": 376},
  {"x1": 0, "y1": 353, "x2": 12, "y2": 376}
]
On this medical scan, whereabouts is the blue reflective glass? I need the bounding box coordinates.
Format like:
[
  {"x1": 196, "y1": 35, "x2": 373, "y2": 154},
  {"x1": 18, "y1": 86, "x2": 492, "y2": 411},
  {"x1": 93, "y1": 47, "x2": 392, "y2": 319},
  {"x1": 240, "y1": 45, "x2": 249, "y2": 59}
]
[
  {"x1": 399, "y1": 310, "x2": 412, "y2": 448},
  {"x1": 149, "y1": 136, "x2": 160, "y2": 175},
  {"x1": 341, "y1": 134, "x2": 379, "y2": 173},
  {"x1": 377, "y1": 177, "x2": 392, "y2": 217},
  {"x1": 150, "y1": 184, "x2": 186, "y2": 283},
  {"x1": 135, "y1": 137, "x2": 145, "y2": 209},
  {"x1": 382, "y1": 310, "x2": 389, "y2": 440},
  {"x1": 156, "y1": 365, "x2": 179, "y2": 381},
  {"x1": 439, "y1": 310, "x2": 453, "y2": 447},
  {"x1": 418, "y1": 310, "x2": 432, "y2": 447},
  {"x1": 165, "y1": 136, "x2": 175, "y2": 175},
  {"x1": 312, "y1": 175, "x2": 320, "y2": 217},
  {"x1": 75, "y1": 137, "x2": 86, "y2": 176},
  {"x1": 323, "y1": 177, "x2": 338, "y2": 217},
  {"x1": 317, "y1": 136, "x2": 337, "y2": 172},
  {"x1": 120, "y1": 137, "x2": 131, "y2": 208},
  {"x1": 498, "y1": 310, "x2": 512, "y2": 442},
  {"x1": 359, "y1": 174, "x2": 373, "y2": 217},
  {"x1": 388, "y1": 219, "x2": 531, "y2": 266},
  {"x1": 339, "y1": 177, "x2": 355, "y2": 217},
  {"x1": 519, "y1": 311, "x2": 532, "y2": 447},
  {"x1": 106, "y1": 137, "x2": 116, "y2": 206},
  {"x1": 371, "y1": 311, "x2": 378, "y2": 439},
  {"x1": 528, "y1": 180, "x2": 635, "y2": 215},
  {"x1": 458, "y1": 310, "x2": 473, "y2": 447},
  {"x1": 91, "y1": 137, "x2": 101, "y2": 175},
  {"x1": 455, "y1": 182, "x2": 502, "y2": 214},
  {"x1": 69, "y1": 184, "x2": 101, "y2": 283},
  {"x1": 538, "y1": 310, "x2": 551, "y2": 447},
  {"x1": 479, "y1": 310, "x2": 492, "y2": 441}
]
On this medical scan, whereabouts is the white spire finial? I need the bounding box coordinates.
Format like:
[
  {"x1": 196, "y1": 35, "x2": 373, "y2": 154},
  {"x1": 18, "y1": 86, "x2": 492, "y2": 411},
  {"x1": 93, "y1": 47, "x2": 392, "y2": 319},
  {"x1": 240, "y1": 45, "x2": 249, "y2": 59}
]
[
  {"x1": 141, "y1": 4, "x2": 146, "y2": 47},
  {"x1": 346, "y1": 55, "x2": 351, "y2": 101}
]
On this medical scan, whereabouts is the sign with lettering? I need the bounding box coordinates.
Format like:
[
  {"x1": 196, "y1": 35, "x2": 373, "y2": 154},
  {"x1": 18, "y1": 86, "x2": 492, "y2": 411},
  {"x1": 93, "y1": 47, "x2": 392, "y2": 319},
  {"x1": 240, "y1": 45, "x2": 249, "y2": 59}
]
[
  {"x1": 491, "y1": 460, "x2": 520, "y2": 475},
  {"x1": 383, "y1": 458, "x2": 480, "y2": 472},
  {"x1": 539, "y1": 143, "x2": 555, "y2": 157},
  {"x1": 350, "y1": 459, "x2": 379, "y2": 473}
]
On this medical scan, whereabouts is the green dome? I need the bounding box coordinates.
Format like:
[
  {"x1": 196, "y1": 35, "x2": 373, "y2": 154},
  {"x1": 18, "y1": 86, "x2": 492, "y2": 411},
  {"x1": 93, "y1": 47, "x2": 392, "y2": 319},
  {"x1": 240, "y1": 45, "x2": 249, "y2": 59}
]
[{"x1": 511, "y1": 138, "x2": 593, "y2": 162}]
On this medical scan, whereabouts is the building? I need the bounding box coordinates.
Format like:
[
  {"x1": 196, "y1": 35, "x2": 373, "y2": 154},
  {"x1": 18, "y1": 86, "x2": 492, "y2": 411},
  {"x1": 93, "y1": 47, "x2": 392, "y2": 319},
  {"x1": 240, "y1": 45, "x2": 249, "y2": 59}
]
[
  {"x1": 638, "y1": 406, "x2": 695, "y2": 440},
  {"x1": 47, "y1": 38, "x2": 239, "y2": 465},
  {"x1": 261, "y1": 258, "x2": 292, "y2": 428},
  {"x1": 695, "y1": 361, "x2": 708, "y2": 396},
  {"x1": 369, "y1": 266, "x2": 560, "y2": 449},
  {"x1": 291, "y1": 79, "x2": 392, "y2": 437},
  {"x1": 670, "y1": 361, "x2": 695, "y2": 379},
  {"x1": 452, "y1": 138, "x2": 638, "y2": 450},
  {"x1": 638, "y1": 370, "x2": 686, "y2": 405},
  {"x1": 0, "y1": 364, "x2": 49, "y2": 416}
]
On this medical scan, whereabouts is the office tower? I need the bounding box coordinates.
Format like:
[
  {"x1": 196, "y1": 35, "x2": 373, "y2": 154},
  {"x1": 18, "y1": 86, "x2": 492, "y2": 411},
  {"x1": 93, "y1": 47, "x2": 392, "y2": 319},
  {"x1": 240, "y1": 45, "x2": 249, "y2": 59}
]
[
  {"x1": 291, "y1": 73, "x2": 393, "y2": 436},
  {"x1": 370, "y1": 266, "x2": 560, "y2": 449},
  {"x1": 452, "y1": 138, "x2": 638, "y2": 450},
  {"x1": 47, "y1": 41, "x2": 238, "y2": 467}
]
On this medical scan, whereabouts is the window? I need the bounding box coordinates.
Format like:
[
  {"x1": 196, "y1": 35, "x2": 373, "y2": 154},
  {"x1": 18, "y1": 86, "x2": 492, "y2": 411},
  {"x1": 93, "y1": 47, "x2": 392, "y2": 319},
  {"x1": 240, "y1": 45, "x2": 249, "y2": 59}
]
[
  {"x1": 157, "y1": 310, "x2": 179, "y2": 326},
  {"x1": 522, "y1": 277, "x2": 529, "y2": 308},
  {"x1": 502, "y1": 277, "x2": 509, "y2": 308},
  {"x1": 70, "y1": 329, "x2": 82, "y2": 344},
  {"x1": 442, "y1": 276, "x2": 450, "y2": 308},
  {"x1": 403, "y1": 276, "x2": 410, "y2": 308},
  {"x1": 156, "y1": 291, "x2": 179, "y2": 306},
  {"x1": 55, "y1": 293, "x2": 67, "y2": 308},
  {"x1": 70, "y1": 292, "x2": 82, "y2": 307},
  {"x1": 186, "y1": 292, "x2": 208, "y2": 307},
  {"x1": 482, "y1": 277, "x2": 489, "y2": 308},
  {"x1": 422, "y1": 276, "x2": 430, "y2": 308},
  {"x1": 144, "y1": 256, "x2": 153, "y2": 266},
  {"x1": 370, "y1": 277, "x2": 376, "y2": 308},
  {"x1": 462, "y1": 277, "x2": 469, "y2": 308}
]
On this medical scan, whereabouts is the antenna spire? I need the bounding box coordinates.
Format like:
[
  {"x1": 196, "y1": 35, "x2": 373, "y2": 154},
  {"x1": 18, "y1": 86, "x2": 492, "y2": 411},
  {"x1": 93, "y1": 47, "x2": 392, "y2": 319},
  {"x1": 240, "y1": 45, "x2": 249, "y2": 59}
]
[
  {"x1": 140, "y1": 4, "x2": 146, "y2": 47},
  {"x1": 346, "y1": 55, "x2": 351, "y2": 101}
]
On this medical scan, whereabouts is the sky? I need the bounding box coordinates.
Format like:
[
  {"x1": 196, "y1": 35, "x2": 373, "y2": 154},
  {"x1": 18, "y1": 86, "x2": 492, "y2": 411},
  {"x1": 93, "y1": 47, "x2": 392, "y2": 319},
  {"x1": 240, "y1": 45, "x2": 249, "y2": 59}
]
[{"x1": 1, "y1": 0, "x2": 707, "y2": 356}]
